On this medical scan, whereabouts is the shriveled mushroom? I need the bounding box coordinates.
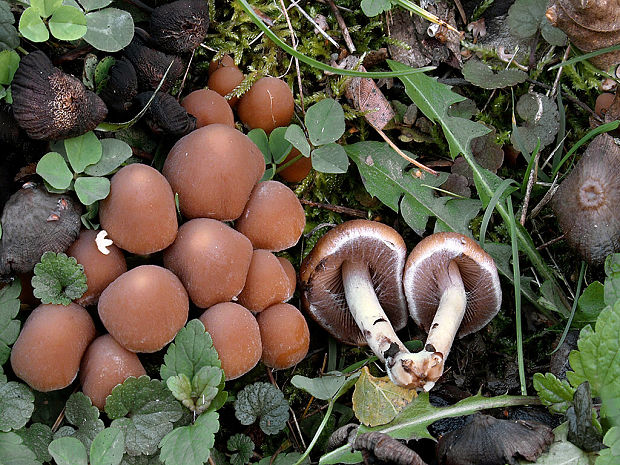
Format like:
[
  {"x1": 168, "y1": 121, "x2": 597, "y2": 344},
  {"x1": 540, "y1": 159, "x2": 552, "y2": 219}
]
[
  {"x1": 98, "y1": 265, "x2": 189, "y2": 352},
  {"x1": 237, "y1": 77, "x2": 295, "y2": 134},
  {"x1": 403, "y1": 232, "x2": 501, "y2": 391},
  {"x1": 149, "y1": 0, "x2": 209, "y2": 54},
  {"x1": 163, "y1": 124, "x2": 265, "y2": 221},
  {"x1": 134, "y1": 91, "x2": 196, "y2": 135},
  {"x1": 237, "y1": 250, "x2": 294, "y2": 312},
  {"x1": 300, "y1": 220, "x2": 420, "y2": 388},
  {"x1": 551, "y1": 133, "x2": 620, "y2": 264},
  {"x1": 98, "y1": 58, "x2": 137, "y2": 114},
  {"x1": 257, "y1": 303, "x2": 310, "y2": 370},
  {"x1": 80, "y1": 334, "x2": 146, "y2": 410},
  {"x1": 181, "y1": 89, "x2": 235, "y2": 128},
  {"x1": 207, "y1": 65, "x2": 244, "y2": 108},
  {"x1": 199, "y1": 302, "x2": 262, "y2": 380},
  {"x1": 10, "y1": 303, "x2": 96, "y2": 391},
  {"x1": 124, "y1": 33, "x2": 184, "y2": 92},
  {"x1": 163, "y1": 218, "x2": 253, "y2": 308},
  {"x1": 99, "y1": 163, "x2": 178, "y2": 255},
  {"x1": 235, "y1": 180, "x2": 305, "y2": 252},
  {"x1": 437, "y1": 414, "x2": 554, "y2": 465}
]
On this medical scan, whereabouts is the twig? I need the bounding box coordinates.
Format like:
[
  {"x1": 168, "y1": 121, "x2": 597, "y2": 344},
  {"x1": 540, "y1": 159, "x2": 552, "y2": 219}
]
[
  {"x1": 327, "y1": 0, "x2": 356, "y2": 53},
  {"x1": 177, "y1": 48, "x2": 195, "y2": 101},
  {"x1": 300, "y1": 199, "x2": 368, "y2": 218},
  {"x1": 549, "y1": 45, "x2": 571, "y2": 98},
  {"x1": 520, "y1": 150, "x2": 539, "y2": 226},
  {"x1": 527, "y1": 78, "x2": 601, "y2": 120},
  {"x1": 374, "y1": 127, "x2": 439, "y2": 175},
  {"x1": 536, "y1": 234, "x2": 565, "y2": 250},
  {"x1": 266, "y1": 368, "x2": 307, "y2": 450},
  {"x1": 453, "y1": 0, "x2": 467, "y2": 25},
  {"x1": 289, "y1": 0, "x2": 340, "y2": 48},
  {"x1": 278, "y1": 0, "x2": 305, "y2": 112},
  {"x1": 529, "y1": 178, "x2": 559, "y2": 219}
]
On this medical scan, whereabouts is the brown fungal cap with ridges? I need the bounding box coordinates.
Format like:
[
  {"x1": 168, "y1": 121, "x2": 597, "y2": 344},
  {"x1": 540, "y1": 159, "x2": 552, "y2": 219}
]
[
  {"x1": 551, "y1": 133, "x2": 620, "y2": 264},
  {"x1": 98, "y1": 58, "x2": 137, "y2": 114},
  {"x1": 11, "y1": 51, "x2": 107, "y2": 140},
  {"x1": 149, "y1": 0, "x2": 209, "y2": 54},
  {"x1": 257, "y1": 303, "x2": 309, "y2": 370},
  {"x1": 10, "y1": 303, "x2": 96, "y2": 391},
  {"x1": 124, "y1": 35, "x2": 184, "y2": 92},
  {"x1": 237, "y1": 77, "x2": 295, "y2": 134},
  {"x1": 299, "y1": 219, "x2": 408, "y2": 345}
]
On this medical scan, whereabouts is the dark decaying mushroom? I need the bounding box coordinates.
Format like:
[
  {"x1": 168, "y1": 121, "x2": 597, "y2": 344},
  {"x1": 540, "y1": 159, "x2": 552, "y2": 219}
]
[
  {"x1": 11, "y1": 51, "x2": 108, "y2": 140},
  {"x1": 0, "y1": 183, "x2": 81, "y2": 281},
  {"x1": 436, "y1": 414, "x2": 554, "y2": 465},
  {"x1": 149, "y1": 0, "x2": 209, "y2": 54},
  {"x1": 98, "y1": 58, "x2": 138, "y2": 114},
  {"x1": 135, "y1": 91, "x2": 196, "y2": 135},
  {"x1": 124, "y1": 34, "x2": 184, "y2": 92},
  {"x1": 551, "y1": 133, "x2": 620, "y2": 264}
]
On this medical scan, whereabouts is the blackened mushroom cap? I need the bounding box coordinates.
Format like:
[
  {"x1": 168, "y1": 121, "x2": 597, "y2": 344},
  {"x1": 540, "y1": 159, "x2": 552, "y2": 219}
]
[
  {"x1": 11, "y1": 51, "x2": 107, "y2": 140},
  {"x1": 404, "y1": 232, "x2": 501, "y2": 337},
  {"x1": 299, "y1": 219, "x2": 408, "y2": 345},
  {"x1": 124, "y1": 34, "x2": 184, "y2": 92},
  {"x1": 551, "y1": 133, "x2": 620, "y2": 264},
  {"x1": 98, "y1": 58, "x2": 138, "y2": 114},
  {"x1": 149, "y1": 0, "x2": 209, "y2": 54},
  {"x1": 135, "y1": 91, "x2": 196, "y2": 135},
  {"x1": 436, "y1": 414, "x2": 554, "y2": 465},
  {"x1": 0, "y1": 183, "x2": 81, "y2": 280}
]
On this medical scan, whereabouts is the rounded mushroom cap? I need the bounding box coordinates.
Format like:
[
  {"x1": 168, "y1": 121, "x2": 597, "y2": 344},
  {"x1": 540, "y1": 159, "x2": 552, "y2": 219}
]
[
  {"x1": 551, "y1": 133, "x2": 620, "y2": 264},
  {"x1": 199, "y1": 302, "x2": 262, "y2": 380},
  {"x1": 207, "y1": 66, "x2": 244, "y2": 108},
  {"x1": 237, "y1": 77, "x2": 295, "y2": 134},
  {"x1": 163, "y1": 124, "x2": 265, "y2": 221},
  {"x1": 98, "y1": 265, "x2": 189, "y2": 352},
  {"x1": 181, "y1": 89, "x2": 235, "y2": 128},
  {"x1": 404, "y1": 232, "x2": 501, "y2": 338},
  {"x1": 80, "y1": 334, "x2": 146, "y2": 410},
  {"x1": 163, "y1": 218, "x2": 253, "y2": 308},
  {"x1": 595, "y1": 92, "x2": 615, "y2": 117},
  {"x1": 237, "y1": 250, "x2": 293, "y2": 312},
  {"x1": 10, "y1": 303, "x2": 96, "y2": 391},
  {"x1": 208, "y1": 55, "x2": 235, "y2": 75},
  {"x1": 67, "y1": 229, "x2": 127, "y2": 306},
  {"x1": 257, "y1": 303, "x2": 309, "y2": 369},
  {"x1": 299, "y1": 219, "x2": 408, "y2": 346},
  {"x1": 99, "y1": 164, "x2": 178, "y2": 255},
  {"x1": 277, "y1": 256, "x2": 296, "y2": 300},
  {"x1": 235, "y1": 180, "x2": 305, "y2": 251}
]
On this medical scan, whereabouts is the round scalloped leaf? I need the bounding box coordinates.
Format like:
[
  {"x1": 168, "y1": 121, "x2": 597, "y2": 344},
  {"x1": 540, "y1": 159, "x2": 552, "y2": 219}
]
[
  {"x1": 77, "y1": 0, "x2": 113, "y2": 12},
  {"x1": 83, "y1": 8, "x2": 134, "y2": 52},
  {"x1": 158, "y1": 411, "x2": 218, "y2": 465},
  {"x1": 48, "y1": 436, "x2": 87, "y2": 465},
  {"x1": 19, "y1": 7, "x2": 49, "y2": 42},
  {"x1": 360, "y1": 0, "x2": 391, "y2": 17},
  {"x1": 0, "y1": 382, "x2": 35, "y2": 432},
  {"x1": 65, "y1": 131, "x2": 102, "y2": 173},
  {"x1": 48, "y1": 5, "x2": 86, "y2": 41},
  {"x1": 0, "y1": 1, "x2": 20, "y2": 50},
  {"x1": 0, "y1": 50, "x2": 19, "y2": 85},
  {"x1": 462, "y1": 60, "x2": 527, "y2": 90},
  {"x1": 15, "y1": 423, "x2": 53, "y2": 464},
  {"x1": 89, "y1": 427, "x2": 124, "y2": 465},
  {"x1": 31, "y1": 252, "x2": 87, "y2": 305},
  {"x1": 234, "y1": 382, "x2": 289, "y2": 435},
  {"x1": 510, "y1": 92, "x2": 559, "y2": 154},
  {"x1": 0, "y1": 432, "x2": 40, "y2": 465}
]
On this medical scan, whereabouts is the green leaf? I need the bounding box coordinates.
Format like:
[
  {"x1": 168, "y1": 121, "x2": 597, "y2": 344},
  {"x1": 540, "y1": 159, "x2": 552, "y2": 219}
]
[
  {"x1": 0, "y1": 1, "x2": 19, "y2": 51},
  {"x1": 533, "y1": 372, "x2": 576, "y2": 415},
  {"x1": 604, "y1": 254, "x2": 620, "y2": 307},
  {"x1": 247, "y1": 128, "x2": 271, "y2": 164},
  {"x1": 227, "y1": 434, "x2": 254, "y2": 465},
  {"x1": 31, "y1": 0, "x2": 62, "y2": 18},
  {"x1": 94, "y1": 55, "x2": 115, "y2": 91},
  {"x1": 462, "y1": 59, "x2": 527, "y2": 90},
  {"x1": 291, "y1": 373, "x2": 351, "y2": 401},
  {"x1": 31, "y1": 252, "x2": 88, "y2": 305},
  {"x1": 0, "y1": 431, "x2": 40, "y2": 465},
  {"x1": 576, "y1": 282, "x2": 605, "y2": 325},
  {"x1": 541, "y1": 17, "x2": 567, "y2": 46},
  {"x1": 361, "y1": 0, "x2": 392, "y2": 17},
  {"x1": 596, "y1": 427, "x2": 620, "y2": 465},
  {"x1": 48, "y1": 5, "x2": 86, "y2": 40},
  {"x1": 158, "y1": 411, "x2": 219, "y2": 465},
  {"x1": 507, "y1": 0, "x2": 566, "y2": 45},
  {"x1": 15, "y1": 424, "x2": 52, "y2": 464},
  {"x1": 234, "y1": 382, "x2": 289, "y2": 435},
  {"x1": 511, "y1": 92, "x2": 559, "y2": 154},
  {"x1": 0, "y1": 279, "x2": 21, "y2": 365},
  {"x1": 105, "y1": 376, "x2": 184, "y2": 456},
  {"x1": 90, "y1": 427, "x2": 124, "y2": 465},
  {"x1": 64, "y1": 131, "x2": 102, "y2": 173},
  {"x1": 83, "y1": 8, "x2": 134, "y2": 52},
  {"x1": 74, "y1": 176, "x2": 110, "y2": 205},
  {"x1": 18, "y1": 7, "x2": 49, "y2": 42},
  {"x1": 346, "y1": 141, "x2": 480, "y2": 236},
  {"x1": 77, "y1": 0, "x2": 112, "y2": 12},
  {"x1": 352, "y1": 367, "x2": 416, "y2": 427},
  {"x1": 311, "y1": 143, "x2": 349, "y2": 174},
  {"x1": 83, "y1": 138, "x2": 132, "y2": 176},
  {"x1": 305, "y1": 99, "x2": 345, "y2": 146},
  {"x1": 269, "y1": 127, "x2": 292, "y2": 164},
  {"x1": 119, "y1": 453, "x2": 162, "y2": 465},
  {"x1": 160, "y1": 320, "x2": 222, "y2": 382},
  {"x1": 0, "y1": 382, "x2": 35, "y2": 432},
  {"x1": 0, "y1": 50, "x2": 19, "y2": 85},
  {"x1": 36, "y1": 152, "x2": 73, "y2": 190},
  {"x1": 48, "y1": 437, "x2": 88, "y2": 465},
  {"x1": 258, "y1": 453, "x2": 309, "y2": 465},
  {"x1": 284, "y1": 124, "x2": 310, "y2": 157},
  {"x1": 54, "y1": 393, "x2": 104, "y2": 452}
]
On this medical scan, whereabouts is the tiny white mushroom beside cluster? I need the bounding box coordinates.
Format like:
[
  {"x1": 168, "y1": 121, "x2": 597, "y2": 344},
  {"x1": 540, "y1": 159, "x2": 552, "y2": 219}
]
[{"x1": 96, "y1": 230, "x2": 114, "y2": 255}]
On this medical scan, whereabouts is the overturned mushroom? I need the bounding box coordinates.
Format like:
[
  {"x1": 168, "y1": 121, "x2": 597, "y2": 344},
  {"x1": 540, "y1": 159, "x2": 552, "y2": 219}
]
[
  {"x1": 149, "y1": 0, "x2": 209, "y2": 54},
  {"x1": 135, "y1": 91, "x2": 196, "y2": 135},
  {"x1": 403, "y1": 232, "x2": 502, "y2": 391},
  {"x1": 300, "y1": 220, "x2": 421, "y2": 388},
  {"x1": 98, "y1": 58, "x2": 137, "y2": 114},
  {"x1": 11, "y1": 51, "x2": 107, "y2": 140}
]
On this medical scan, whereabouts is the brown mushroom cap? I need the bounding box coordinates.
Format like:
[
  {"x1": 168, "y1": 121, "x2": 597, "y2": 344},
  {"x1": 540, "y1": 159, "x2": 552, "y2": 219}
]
[
  {"x1": 595, "y1": 93, "x2": 615, "y2": 118},
  {"x1": 10, "y1": 303, "x2": 96, "y2": 391},
  {"x1": 98, "y1": 265, "x2": 189, "y2": 352},
  {"x1": 403, "y1": 232, "x2": 501, "y2": 337},
  {"x1": 235, "y1": 180, "x2": 305, "y2": 251},
  {"x1": 207, "y1": 66, "x2": 244, "y2": 108},
  {"x1": 199, "y1": 302, "x2": 262, "y2": 380},
  {"x1": 299, "y1": 219, "x2": 408, "y2": 345},
  {"x1": 237, "y1": 77, "x2": 295, "y2": 134},
  {"x1": 181, "y1": 89, "x2": 235, "y2": 128},
  {"x1": 551, "y1": 133, "x2": 620, "y2": 264},
  {"x1": 237, "y1": 250, "x2": 292, "y2": 312},
  {"x1": 208, "y1": 55, "x2": 235, "y2": 75},
  {"x1": 257, "y1": 303, "x2": 309, "y2": 369},
  {"x1": 277, "y1": 256, "x2": 296, "y2": 299},
  {"x1": 99, "y1": 164, "x2": 178, "y2": 255},
  {"x1": 163, "y1": 218, "x2": 253, "y2": 308},
  {"x1": 80, "y1": 334, "x2": 146, "y2": 410},
  {"x1": 67, "y1": 229, "x2": 127, "y2": 306},
  {"x1": 163, "y1": 124, "x2": 265, "y2": 221}
]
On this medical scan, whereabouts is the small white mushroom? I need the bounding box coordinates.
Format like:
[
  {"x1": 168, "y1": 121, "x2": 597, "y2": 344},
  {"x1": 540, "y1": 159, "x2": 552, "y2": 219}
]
[{"x1": 95, "y1": 230, "x2": 114, "y2": 255}]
